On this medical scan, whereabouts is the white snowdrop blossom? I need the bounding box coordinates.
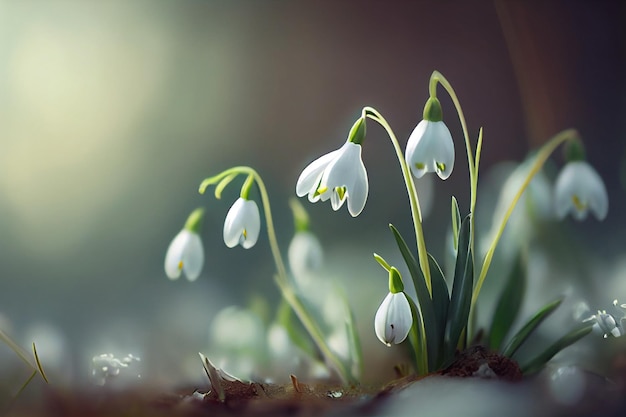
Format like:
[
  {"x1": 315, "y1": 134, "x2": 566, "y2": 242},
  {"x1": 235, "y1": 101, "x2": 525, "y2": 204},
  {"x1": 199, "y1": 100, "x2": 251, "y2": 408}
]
[
  {"x1": 288, "y1": 231, "x2": 324, "y2": 282},
  {"x1": 554, "y1": 161, "x2": 608, "y2": 221},
  {"x1": 374, "y1": 292, "x2": 412, "y2": 346},
  {"x1": 584, "y1": 300, "x2": 626, "y2": 339},
  {"x1": 164, "y1": 229, "x2": 204, "y2": 281},
  {"x1": 223, "y1": 197, "x2": 261, "y2": 249},
  {"x1": 405, "y1": 119, "x2": 455, "y2": 180},
  {"x1": 296, "y1": 140, "x2": 368, "y2": 217}
]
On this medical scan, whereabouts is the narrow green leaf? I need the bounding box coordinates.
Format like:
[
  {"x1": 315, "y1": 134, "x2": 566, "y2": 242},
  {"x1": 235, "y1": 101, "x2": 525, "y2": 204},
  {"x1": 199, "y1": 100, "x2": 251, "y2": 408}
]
[
  {"x1": 502, "y1": 298, "x2": 562, "y2": 358},
  {"x1": 276, "y1": 299, "x2": 317, "y2": 360},
  {"x1": 444, "y1": 214, "x2": 473, "y2": 359},
  {"x1": 406, "y1": 295, "x2": 428, "y2": 375},
  {"x1": 450, "y1": 196, "x2": 461, "y2": 251},
  {"x1": 32, "y1": 343, "x2": 49, "y2": 384},
  {"x1": 488, "y1": 251, "x2": 526, "y2": 350},
  {"x1": 389, "y1": 224, "x2": 439, "y2": 371},
  {"x1": 428, "y1": 253, "x2": 449, "y2": 352},
  {"x1": 520, "y1": 324, "x2": 593, "y2": 374}
]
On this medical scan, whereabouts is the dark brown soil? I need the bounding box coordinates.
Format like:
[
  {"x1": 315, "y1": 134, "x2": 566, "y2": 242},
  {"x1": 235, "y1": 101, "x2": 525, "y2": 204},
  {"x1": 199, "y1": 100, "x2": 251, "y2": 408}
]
[{"x1": 10, "y1": 347, "x2": 525, "y2": 417}]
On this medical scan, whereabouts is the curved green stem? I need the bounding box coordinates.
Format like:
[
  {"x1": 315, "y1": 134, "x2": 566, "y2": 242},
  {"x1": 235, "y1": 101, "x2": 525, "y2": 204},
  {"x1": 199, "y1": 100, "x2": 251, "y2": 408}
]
[
  {"x1": 471, "y1": 129, "x2": 580, "y2": 307},
  {"x1": 200, "y1": 167, "x2": 354, "y2": 383},
  {"x1": 363, "y1": 107, "x2": 432, "y2": 295},
  {"x1": 429, "y1": 71, "x2": 478, "y2": 260}
]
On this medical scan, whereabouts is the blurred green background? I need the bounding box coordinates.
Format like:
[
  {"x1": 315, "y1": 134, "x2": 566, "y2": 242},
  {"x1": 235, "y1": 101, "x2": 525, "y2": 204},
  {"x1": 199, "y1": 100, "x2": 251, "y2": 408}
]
[{"x1": 0, "y1": 0, "x2": 624, "y2": 388}]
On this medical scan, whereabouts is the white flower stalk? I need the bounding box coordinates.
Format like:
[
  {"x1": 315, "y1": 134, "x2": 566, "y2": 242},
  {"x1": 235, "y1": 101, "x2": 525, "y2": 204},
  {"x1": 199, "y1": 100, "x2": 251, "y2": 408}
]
[
  {"x1": 223, "y1": 197, "x2": 261, "y2": 249},
  {"x1": 374, "y1": 267, "x2": 412, "y2": 346},
  {"x1": 554, "y1": 160, "x2": 608, "y2": 221},
  {"x1": 296, "y1": 118, "x2": 368, "y2": 217},
  {"x1": 164, "y1": 208, "x2": 204, "y2": 281},
  {"x1": 405, "y1": 97, "x2": 455, "y2": 180}
]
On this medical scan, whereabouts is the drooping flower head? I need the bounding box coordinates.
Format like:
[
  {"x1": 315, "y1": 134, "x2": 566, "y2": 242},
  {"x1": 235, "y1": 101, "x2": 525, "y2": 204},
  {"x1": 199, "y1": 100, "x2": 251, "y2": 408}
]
[
  {"x1": 405, "y1": 96, "x2": 455, "y2": 180},
  {"x1": 296, "y1": 116, "x2": 368, "y2": 217},
  {"x1": 554, "y1": 160, "x2": 608, "y2": 221},
  {"x1": 164, "y1": 208, "x2": 205, "y2": 281},
  {"x1": 583, "y1": 300, "x2": 626, "y2": 339},
  {"x1": 374, "y1": 267, "x2": 413, "y2": 346},
  {"x1": 223, "y1": 197, "x2": 261, "y2": 249}
]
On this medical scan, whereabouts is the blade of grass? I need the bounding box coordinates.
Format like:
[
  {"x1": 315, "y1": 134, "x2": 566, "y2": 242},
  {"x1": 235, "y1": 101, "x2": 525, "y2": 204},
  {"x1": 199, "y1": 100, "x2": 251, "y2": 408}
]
[
  {"x1": 520, "y1": 324, "x2": 593, "y2": 374},
  {"x1": 444, "y1": 215, "x2": 473, "y2": 359},
  {"x1": 502, "y1": 298, "x2": 562, "y2": 358},
  {"x1": 428, "y1": 253, "x2": 449, "y2": 358},
  {"x1": 488, "y1": 251, "x2": 526, "y2": 350}
]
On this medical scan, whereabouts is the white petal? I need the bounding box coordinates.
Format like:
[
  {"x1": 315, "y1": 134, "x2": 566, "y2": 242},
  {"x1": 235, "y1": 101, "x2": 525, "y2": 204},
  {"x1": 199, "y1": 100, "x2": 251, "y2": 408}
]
[
  {"x1": 164, "y1": 230, "x2": 204, "y2": 281},
  {"x1": 374, "y1": 292, "x2": 412, "y2": 346},
  {"x1": 320, "y1": 142, "x2": 368, "y2": 215},
  {"x1": 182, "y1": 232, "x2": 204, "y2": 281},
  {"x1": 223, "y1": 198, "x2": 261, "y2": 249},
  {"x1": 405, "y1": 120, "x2": 455, "y2": 180},
  {"x1": 296, "y1": 149, "x2": 341, "y2": 198},
  {"x1": 554, "y1": 161, "x2": 608, "y2": 221}
]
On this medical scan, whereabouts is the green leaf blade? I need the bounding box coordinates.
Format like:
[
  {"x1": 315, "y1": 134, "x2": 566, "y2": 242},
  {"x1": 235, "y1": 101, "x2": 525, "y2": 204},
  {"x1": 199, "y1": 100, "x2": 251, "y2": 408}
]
[
  {"x1": 488, "y1": 251, "x2": 526, "y2": 350},
  {"x1": 428, "y1": 253, "x2": 449, "y2": 354},
  {"x1": 502, "y1": 298, "x2": 563, "y2": 358},
  {"x1": 444, "y1": 214, "x2": 474, "y2": 359},
  {"x1": 389, "y1": 224, "x2": 439, "y2": 371},
  {"x1": 520, "y1": 324, "x2": 593, "y2": 375}
]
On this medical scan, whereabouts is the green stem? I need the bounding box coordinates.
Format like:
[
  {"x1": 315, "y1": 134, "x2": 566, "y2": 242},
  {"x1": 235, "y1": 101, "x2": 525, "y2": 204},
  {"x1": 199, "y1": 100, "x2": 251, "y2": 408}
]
[
  {"x1": 362, "y1": 107, "x2": 431, "y2": 373},
  {"x1": 471, "y1": 129, "x2": 580, "y2": 307},
  {"x1": 429, "y1": 71, "x2": 478, "y2": 261},
  {"x1": 363, "y1": 107, "x2": 432, "y2": 295},
  {"x1": 200, "y1": 167, "x2": 354, "y2": 383}
]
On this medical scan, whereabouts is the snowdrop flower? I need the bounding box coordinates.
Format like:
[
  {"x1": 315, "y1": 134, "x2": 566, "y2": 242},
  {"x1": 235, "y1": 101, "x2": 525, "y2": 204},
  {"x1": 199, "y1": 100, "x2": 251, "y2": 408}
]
[
  {"x1": 164, "y1": 208, "x2": 205, "y2": 281},
  {"x1": 374, "y1": 267, "x2": 413, "y2": 346},
  {"x1": 296, "y1": 117, "x2": 368, "y2": 217},
  {"x1": 584, "y1": 300, "x2": 626, "y2": 338},
  {"x1": 288, "y1": 231, "x2": 324, "y2": 282},
  {"x1": 405, "y1": 96, "x2": 455, "y2": 180},
  {"x1": 554, "y1": 160, "x2": 608, "y2": 221},
  {"x1": 223, "y1": 197, "x2": 261, "y2": 249}
]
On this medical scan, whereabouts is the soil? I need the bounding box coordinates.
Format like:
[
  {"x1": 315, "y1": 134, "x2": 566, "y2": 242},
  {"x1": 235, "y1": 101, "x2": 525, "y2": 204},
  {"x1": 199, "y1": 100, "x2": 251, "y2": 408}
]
[{"x1": 12, "y1": 346, "x2": 625, "y2": 416}]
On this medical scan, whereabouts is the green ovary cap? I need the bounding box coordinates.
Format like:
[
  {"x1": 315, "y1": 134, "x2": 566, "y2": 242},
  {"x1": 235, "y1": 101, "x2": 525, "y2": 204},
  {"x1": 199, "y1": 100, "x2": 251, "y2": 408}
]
[
  {"x1": 388, "y1": 267, "x2": 404, "y2": 293},
  {"x1": 348, "y1": 116, "x2": 367, "y2": 145},
  {"x1": 184, "y1": 207, "x2": 205, "y2": 233},
  {"x1": 564, "y1": 138, "x2": 586, "y2": 162},
  {"x1": 422, "y1": 96, "x2": 443, "y2": 122}
]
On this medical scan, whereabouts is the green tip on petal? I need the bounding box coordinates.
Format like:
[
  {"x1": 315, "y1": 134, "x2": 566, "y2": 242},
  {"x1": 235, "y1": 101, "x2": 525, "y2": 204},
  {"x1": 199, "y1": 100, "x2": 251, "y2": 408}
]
[
  {"x1": 422, "y1": 96, "x2": 443, "y2": 122},
  {"x1": 348, "y1": 116, "x2": 367, "y2": 145},
  {"x1": 184, "y1": 208, "x2": 205, "y2": 233},
  {"x1": 563, "y1": 138, "x2": 586, "y2": 163},
  {"x1": 388, "y1": 267, "x2": 404, "y2": 293}
]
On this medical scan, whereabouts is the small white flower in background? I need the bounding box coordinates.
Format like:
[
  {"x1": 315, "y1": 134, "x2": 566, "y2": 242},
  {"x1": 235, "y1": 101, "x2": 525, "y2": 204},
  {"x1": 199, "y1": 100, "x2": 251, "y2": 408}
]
[
  {"x1": 296, "y1": 117, "x2": 368, "y2": 217},
  {"x1": 91, "y1": 353, "x2": 141, "y2": 386},
  {"x1": 164, "y1": 208, "x2": 205, "y2": 281},
  {"x1": 554, "y1": 160, "x2": 608, "y2": 221},
  {"x1": 288, "y1": 231, "x2": 324, "y2": 282},
  {"x1": 223, "y1": 197, "x2": 261, "y2": 249},
  {"x1": 583, "y1": 300, "x2": 626, "y2": 338},
  {"x1": 374, "y1": 267, "x2": 413, "y2": 346},
  {"x1": 405, "y1": 96, "x2": 455, "y2": 180}
]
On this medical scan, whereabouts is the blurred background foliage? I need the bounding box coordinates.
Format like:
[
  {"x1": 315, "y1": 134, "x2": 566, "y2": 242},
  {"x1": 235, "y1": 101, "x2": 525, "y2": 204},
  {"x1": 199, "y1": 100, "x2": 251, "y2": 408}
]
[{"x1": 0, "y1": 0, "x2": 624, "y2": 388}]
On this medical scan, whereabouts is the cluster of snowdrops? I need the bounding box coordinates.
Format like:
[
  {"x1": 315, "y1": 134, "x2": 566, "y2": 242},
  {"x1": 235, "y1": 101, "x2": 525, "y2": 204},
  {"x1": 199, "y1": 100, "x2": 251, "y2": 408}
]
[{"x1": 164, "y1": 71, "x2": 621, "y2": 384}]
